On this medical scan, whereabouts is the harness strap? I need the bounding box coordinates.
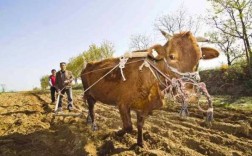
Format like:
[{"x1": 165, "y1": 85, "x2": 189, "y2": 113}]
[
  {"x1": 139, "y1": 59, "x2": 158, "y2": 79},
  {"x1": 83, "y1": 64, "x2": 120, "y2": 94},
  {"x1": 146, "y1": 59, "x2": 172, "y2": 81}
]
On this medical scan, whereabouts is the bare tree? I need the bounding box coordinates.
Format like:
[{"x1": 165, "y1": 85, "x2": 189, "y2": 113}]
[
  {"x1": 154, "y1": 4, "x2": 202, "y2": 35},
  {"x1": 129, "y1": 34, "x2": 152, "y2": 51},
  {"x1": 207, "y1": 32, "x2": 245, "y2": 65},
  {"x1": 208, "y1": 0, "x2": 252, "y2": 71}
]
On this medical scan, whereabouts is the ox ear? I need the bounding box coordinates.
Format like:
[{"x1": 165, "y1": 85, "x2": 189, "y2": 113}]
[
  {"x1": 147, "y1": 44, "x2": 166, "y2": 60},
  {"x1": 201, "y1": 47, "x2": 220, "y2": 60}
]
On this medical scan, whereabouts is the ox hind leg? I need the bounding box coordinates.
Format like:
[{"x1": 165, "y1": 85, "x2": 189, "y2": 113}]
[
  {"x1": 136, "y1": 112, "x2": 145, "y2": 147},
  {"x1": 116, "y1": 104, "x2": 133, "y2": 136},
  {"x1": 86, "y1": 95, "x2": 98, "y2": 131}
]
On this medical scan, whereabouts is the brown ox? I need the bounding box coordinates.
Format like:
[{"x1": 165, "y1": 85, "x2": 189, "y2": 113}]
[{"x1": 81, "y1": 31, "x2": 219, "y2": 147}]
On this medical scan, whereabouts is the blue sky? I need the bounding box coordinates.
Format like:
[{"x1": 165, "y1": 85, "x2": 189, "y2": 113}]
[{"x1": 0, "y1": 0, "x2": 223, "y2": 91}]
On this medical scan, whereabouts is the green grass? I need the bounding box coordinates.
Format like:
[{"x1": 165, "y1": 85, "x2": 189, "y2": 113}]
[{"x1": 213, "y1": 95, "x2": 252, "y2": 111}]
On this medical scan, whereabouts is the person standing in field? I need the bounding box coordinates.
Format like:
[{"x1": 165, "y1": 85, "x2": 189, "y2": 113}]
[
  {"x1": 55, "y1": 62, "x2": 74, "y2": 112},
  {"x1": 49, "y1": 69, "x2": 57, "y2": 103}
]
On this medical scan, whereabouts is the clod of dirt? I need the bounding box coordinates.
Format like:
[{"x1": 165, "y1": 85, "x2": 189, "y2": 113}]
[
  {"x1": 97, "y1": 140, "x2": 115, "y2": 156},
  {"x1": 14, "y1": 119, "x2": 22, "y2": 126},
  {"x1": 236, "y1": 121, "x2": 251, "y2": 137}
]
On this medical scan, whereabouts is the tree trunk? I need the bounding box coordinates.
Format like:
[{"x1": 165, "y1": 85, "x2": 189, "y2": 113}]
[
  {"x1": 225, "y1": 45, "x2": 232, "y2": 66},
  {"x1": 238, "y1": 8, "x2": 252, "y2": 73},
  {"x1": 227, "y1": 53, "x2": 231, "y2": 66},
  {"x1": 242, "y1": 39, "x2": 249, "y2": 65},
  {"x1": 244, "y1": 36, "x2": 252, "y2": 69}
]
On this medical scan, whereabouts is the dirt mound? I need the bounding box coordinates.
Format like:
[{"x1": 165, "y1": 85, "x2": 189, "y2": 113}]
[{"x1": 0, "y1": 91, "x2": 251, "y2": 155}]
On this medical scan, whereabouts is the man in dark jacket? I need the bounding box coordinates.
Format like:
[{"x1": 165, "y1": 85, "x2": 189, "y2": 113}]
[{"x1": 55, "y1": 62, "x2": 74, "y2": 112}]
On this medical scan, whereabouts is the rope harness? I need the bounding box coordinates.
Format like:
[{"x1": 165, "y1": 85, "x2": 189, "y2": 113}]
[
  {"x1": 144, "y1": 58, "x2": 213, "y2": 122},
  {"x1": 82, "y1": 54, "x2": 214, "y2": 122},
  {"x1": 119, "y1": 57, "x2": 129, "y2": 81}
]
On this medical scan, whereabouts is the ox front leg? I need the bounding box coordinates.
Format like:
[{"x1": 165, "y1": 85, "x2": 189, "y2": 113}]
[{"x1": 136, "y1": 112, "x2": 145, "y2": 147}]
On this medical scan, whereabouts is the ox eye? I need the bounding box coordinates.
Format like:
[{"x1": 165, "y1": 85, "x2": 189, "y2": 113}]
[{"x1": 169, "y1": 54, "x2": 175, "y2": 60}]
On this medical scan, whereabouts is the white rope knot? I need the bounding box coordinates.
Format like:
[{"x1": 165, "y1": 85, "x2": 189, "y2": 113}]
[
  {"x1": 119, "y1": 57, "x2": 129, "y2": 81},
  {"x1": 139, "y1": 59, "x2": 157, "y2": 79},
  {"x1": 139, "y1": 60, "x2": 150, "y2": 71},
  {"x1": 183, "y1": 71, "x2": 201, "y2": 82}
]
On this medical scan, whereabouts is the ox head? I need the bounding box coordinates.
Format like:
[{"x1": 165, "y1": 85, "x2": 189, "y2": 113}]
[
  {"x1": 147, "y1": 30, "x2": 219, "y2": 73},
  {"x1": 146, "y1": 30, "x2": 220, "y2": 105}
]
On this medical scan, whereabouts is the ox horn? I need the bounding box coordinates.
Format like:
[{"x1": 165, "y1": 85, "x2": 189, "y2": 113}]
[
  {"x1": 196, "y1": 36, "x2": 210, "y2": 42},
  {"x1": 124, "y1": 51, "x2": 148, "y2": 58},
  {"x1": 159, "y1": 29, "x2": 172, "y2": 40}
]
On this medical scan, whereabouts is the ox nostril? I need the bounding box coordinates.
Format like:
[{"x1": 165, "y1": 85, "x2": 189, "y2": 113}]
[{"x1": 169, "y1": 54, "x2": 175, "y2": 60}]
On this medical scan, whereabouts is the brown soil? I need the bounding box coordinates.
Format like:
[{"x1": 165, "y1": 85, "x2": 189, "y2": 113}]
[{"x1": 0, "y1": 91, "x2": 251, "y2": 156}]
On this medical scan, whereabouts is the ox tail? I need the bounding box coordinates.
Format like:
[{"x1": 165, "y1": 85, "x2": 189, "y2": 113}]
[
  {"x1": 80, "y1": 69, "x2": 89, "y2": 107},
  {"x1": 82, "y1": 93, "x2": 88, "y2": 106}
]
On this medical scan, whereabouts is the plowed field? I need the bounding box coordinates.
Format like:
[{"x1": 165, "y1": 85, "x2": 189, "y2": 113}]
[{"x1": 0, "y1": 91, "x2": 251, "y2": 156}]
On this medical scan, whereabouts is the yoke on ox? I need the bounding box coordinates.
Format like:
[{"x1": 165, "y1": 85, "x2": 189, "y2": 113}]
[{"x1": 81, "y1": 30, "x2": 219, "y2": 147}]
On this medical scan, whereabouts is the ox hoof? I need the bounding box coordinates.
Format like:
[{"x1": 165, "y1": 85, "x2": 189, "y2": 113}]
[
  {"x1": 115, "y1": 129, "x2": 126, "y2": 137},
  {"x1": 137, "y1": 143, "x2": 143, "y2": 148},
  {"x1": 129, "y1": 143, "x2": 144, "y2": 150},
  {"x1": 125, "y1": 127, "x2": 133, "y2": 133}
]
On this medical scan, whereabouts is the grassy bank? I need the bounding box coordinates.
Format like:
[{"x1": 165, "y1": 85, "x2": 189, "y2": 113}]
[{"x1": 200, "y1": 62, "x2": 252, "y2": 96}]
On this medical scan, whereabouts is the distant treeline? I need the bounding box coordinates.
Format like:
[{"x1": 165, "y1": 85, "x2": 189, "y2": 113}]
[{"x1": 40, "y1": 41, "x2": 114, "y2": 90}]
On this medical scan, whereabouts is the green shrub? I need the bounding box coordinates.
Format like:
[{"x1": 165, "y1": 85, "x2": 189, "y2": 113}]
[
  {"x1": 200, "y1": 59, "x2": 252, "y2": 95},
  {"x1": 72, "y1": 84, "x2": 83, "y2": 90}
]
